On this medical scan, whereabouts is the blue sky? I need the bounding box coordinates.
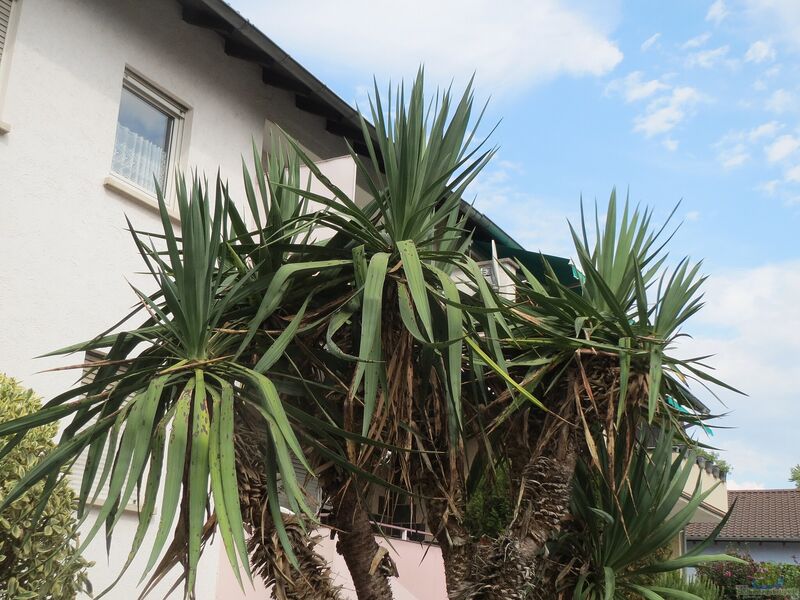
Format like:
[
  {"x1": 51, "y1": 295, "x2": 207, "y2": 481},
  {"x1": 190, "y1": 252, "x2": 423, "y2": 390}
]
[{"x1": 229, "y1": 0, "x2": 800, "y2": 489}]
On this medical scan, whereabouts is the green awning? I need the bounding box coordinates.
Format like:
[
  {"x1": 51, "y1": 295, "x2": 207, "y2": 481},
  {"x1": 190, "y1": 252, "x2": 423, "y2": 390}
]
[{"x1": 471, "y1": 240, "x2": 580, "y2": 288}]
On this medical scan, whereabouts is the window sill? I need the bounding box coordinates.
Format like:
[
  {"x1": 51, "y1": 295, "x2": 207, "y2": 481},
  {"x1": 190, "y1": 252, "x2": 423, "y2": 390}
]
[
  {"x1": 0, "y1": 121, "x2": 10, "y2": 135},
  {"x1": 103, "y1": 175, "x2": 179, "y2": 223}
]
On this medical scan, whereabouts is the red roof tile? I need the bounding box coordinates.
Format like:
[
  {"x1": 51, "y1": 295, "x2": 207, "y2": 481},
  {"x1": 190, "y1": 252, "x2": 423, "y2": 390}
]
[{"x1": 686, "y1": 489, "x2": 800, "y2": 542}]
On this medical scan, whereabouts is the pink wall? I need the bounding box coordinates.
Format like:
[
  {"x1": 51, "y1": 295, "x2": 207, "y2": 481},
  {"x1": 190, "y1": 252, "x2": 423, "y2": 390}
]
[{"x1": 215, "y1": 528, "x2": 448, "y2": 600}]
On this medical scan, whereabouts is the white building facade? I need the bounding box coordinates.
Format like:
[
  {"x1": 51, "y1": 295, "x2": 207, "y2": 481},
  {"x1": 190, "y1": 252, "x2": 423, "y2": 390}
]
[{"x1": 0, "y1": 0, "x2": 451, "y2": 597}]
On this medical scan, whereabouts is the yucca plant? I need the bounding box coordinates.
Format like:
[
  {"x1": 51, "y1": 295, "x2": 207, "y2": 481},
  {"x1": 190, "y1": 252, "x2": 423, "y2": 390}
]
[
  {"x1": 438, "y1": 193, "x2": 740, "y2": 598},
  {"x1": 0, "y1": 70, "x2": 737, "y2": 600},
  {"x1": 0, "y1": 71, "x2": 509, "y2": 600},
  {"x1": 0, "y1": 170, "x2": 348, "y2": 597},
  {"x1": 559, "y1": 428, "x2": 736, "y2": 599},
  {"x1": 267, "y1": 70, "x2": 515, "y2": 598},
  {"x1": 657, "y1": 571, "x2": 724, "y2": 600}
]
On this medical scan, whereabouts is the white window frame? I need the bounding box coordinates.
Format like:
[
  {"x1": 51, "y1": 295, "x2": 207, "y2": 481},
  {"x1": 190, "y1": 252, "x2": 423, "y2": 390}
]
[
  {"x1": 106, "y1": 68, "x2": 188, "y2": 209},
  {"x1": 0, "y1": 0, "x2": 21, "y2": 133}
]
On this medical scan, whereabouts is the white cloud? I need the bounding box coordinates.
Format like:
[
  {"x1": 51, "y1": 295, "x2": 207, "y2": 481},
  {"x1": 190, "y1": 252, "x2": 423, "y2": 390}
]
[
  {"x1": 241, "y1": 0, "x2": 624, "y2": 95},
  {"x1": 749, "y1": 121, "x2": 782, "y2": 141},
  {"x1": 784, "y1": 164, "x2": 800, "y2": 182},
  {"x1": 641, "y1": 33, "x2": 661, "y2": 52},
  {"x1": 680, "y1": 260, "x2": 800, "y2": 488},
  {"x1": 766, "y1": 65, "x2": 782, "y2": 78},
  {"x1": 727, "y1": 480, "x2": 766, "y2": 490},
  {"x1": 766, "y1": 89, "x2": 795, "y2": 113},
  {"x1": 634, "y1": 87, "x2": 705, "y2": 137},
  {"x1": 682, "y1": 32, "x2": 712, "y2": 49},
  {"x1": 757, "y1": 179, "x2": 781, "y2": 194},
  {"x1": 742, "y1": 1, "x2": 800, "y2": 52},
  {"x1": 606, "y1": 71, "x2": 670, "y2": 103},
  {"x1": 685, "y1": 210, "x2": 700, "y2": 221},
  {"x1": 686, "y1": 45, "x2": 731, "y2": 68},
  {"x1": 719, "y1": 142, "x2": 750, "y2": 168},
  {"x1": 745, "y1": 40, "x2": 776, "y2": 63},
  {"x1": 664, "y1": 138, "x2": 680, "y2": 151},
  {"x1": 707, "y1": 0, "x2": 729, "y2": 24},
  {"x1": 765, "y1": 134, "x2": 800, "y2": 162},
  {"x1": 468, "y1": 186, "x2": 578, "y2": 259},
  {"x1": 714, "y1": 123, "x2": 781, "y2": 169}
]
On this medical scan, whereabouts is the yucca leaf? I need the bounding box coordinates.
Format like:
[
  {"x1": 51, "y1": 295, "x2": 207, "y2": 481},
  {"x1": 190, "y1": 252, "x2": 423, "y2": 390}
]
[
  {"x1": 465, "y1": 337, "x2": 548, "y2": 413},
  {"x1": 433, "y1": 265, "x2": 464, "y2": 440},
  {"x1": 627, "y1": 584, "x2": 666, "y2": 600},
  {"x1": 647, "y1": 587, "x2": 703, "y2": 600},
  {"x1": 238, "y1": 260, "x2": 350, "y2": 355},
  {"x1": 397, "y1": 240, "x2": 434, "y2": 341},
  {"x1": 353, "y1": 252, "x2": 389, "y2": 435},
  {"x1": 218, "y1": 381, "x2": 251, "y2": 580},
  {"x1": 208, "y1": 388, "x2": 243, "y2": 588},
  {"x1": 648, "y1": 345, "x2": 663, "y2": 423},
  {"x1": 142, "y1": 380, "x2": 193, "y2": 579},
  {"x1": 186, "y1": 371, "x2": 211, "y2": 591},
  {"x1": 254, "y1": 296, "x2": 311, "y2": 374}
]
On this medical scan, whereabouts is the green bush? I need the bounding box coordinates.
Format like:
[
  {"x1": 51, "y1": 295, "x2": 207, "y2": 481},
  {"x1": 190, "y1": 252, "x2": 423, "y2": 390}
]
[
  {"x1": 755, "y1": 562, "x2": 800, "y2": 588},
  {"x1": 697, "y1": 548, "x2": 758, "y2": 597},
  {"x1": 0, "y1": 374, "x2": 92, "y2": 599},
  {"x1": 658, "y1": 571, "x2": 724, "y2": 599},
  {"x1": 464, "y1": 464, "x2": 513, "y2": 539}
]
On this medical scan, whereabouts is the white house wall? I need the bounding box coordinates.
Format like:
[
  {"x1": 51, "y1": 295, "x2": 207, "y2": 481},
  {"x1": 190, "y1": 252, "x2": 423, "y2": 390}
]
[{"x1": 0, "y1": 0, "x2": 353, "y2": 597}]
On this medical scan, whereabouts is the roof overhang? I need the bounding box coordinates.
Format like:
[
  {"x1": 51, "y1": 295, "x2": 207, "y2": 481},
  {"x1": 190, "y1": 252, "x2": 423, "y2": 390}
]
[
  {"x1": 673, "y1": 491, "x2": 727, "y2": 525},
  {"x1": 175, "y1": 0, "x2": 580, "y2": 279},
  {"x1": 177, "y1": 0, "x2": 373, "y2": 155}
]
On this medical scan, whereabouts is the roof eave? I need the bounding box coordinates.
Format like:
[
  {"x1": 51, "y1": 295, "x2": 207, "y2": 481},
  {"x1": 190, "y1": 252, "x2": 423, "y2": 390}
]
[{"x1": 178, "y1": 0, "x2": 373, "y2": 153}]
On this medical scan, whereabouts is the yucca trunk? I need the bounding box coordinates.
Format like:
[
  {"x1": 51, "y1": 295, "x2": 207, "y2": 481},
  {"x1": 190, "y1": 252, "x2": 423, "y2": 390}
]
[
  {"x1": 235, "y1": 407, "x2": 342, "y2": 600},
  {"x1": 321, "y1": 474, "x2": 397, "y2": 600},
  {"x1": 431, "y1": 446, "x2": 578, "y2": 600},
  {"x1": 431, "y1": 373, "x2": 583, "y2": 600}
]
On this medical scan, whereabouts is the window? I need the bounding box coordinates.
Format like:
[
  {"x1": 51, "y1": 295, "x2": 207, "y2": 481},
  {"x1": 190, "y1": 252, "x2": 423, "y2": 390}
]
[
  {"x1": 0, "y1": 0, "x2": 18, "y2": 132},
  {"x1": 479, "y1": 263, "x2": 499, "y2": 290},
  {"x1": 0, "y1": 0, "x2": 13, "y2": 67},
  {"x1": 110, "y1": 71, "x2": 186, "y2": 197}
]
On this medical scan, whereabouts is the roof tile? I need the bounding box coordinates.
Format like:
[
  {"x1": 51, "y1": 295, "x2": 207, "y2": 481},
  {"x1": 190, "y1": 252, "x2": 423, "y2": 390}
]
[{"x1": 686, "y1": 489, "x2": 800, "y2": 541}]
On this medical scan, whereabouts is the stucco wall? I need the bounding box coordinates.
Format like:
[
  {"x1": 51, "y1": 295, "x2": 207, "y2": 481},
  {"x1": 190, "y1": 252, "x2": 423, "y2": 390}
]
[
  {"x1": 216, "y1": 529, "x2": 448, "y2": 600},
  {"x1": 670, "y1": 452, "x2": 728, "y2": 524},
  {"x1": 682, "y1": 457, "x2": 728, "y2": 515},
  {"x1": 0, "y1": 0, "x2": 354, "y2": 597}
]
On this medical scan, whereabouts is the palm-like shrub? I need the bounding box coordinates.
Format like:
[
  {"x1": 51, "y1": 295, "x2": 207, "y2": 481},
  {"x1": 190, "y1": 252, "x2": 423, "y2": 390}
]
[
  {"x1": 559, "y1": 428, "x2": 733, "y2": 599},
  {"x1": 0, "y1": 72, "x2": 504, "y2": 599},
  {"x1": 657, "y1": 571, "x2": 724, "y2": 600},
  {"x1": 442, "y1": 195, "x2": 739, "y2": 597},
  {"x1": 0, "y1": 374, "x2": 92, "y2": 599},
  {"x1": 0, "y1": 72, "x2": 737, "y2": 600}
]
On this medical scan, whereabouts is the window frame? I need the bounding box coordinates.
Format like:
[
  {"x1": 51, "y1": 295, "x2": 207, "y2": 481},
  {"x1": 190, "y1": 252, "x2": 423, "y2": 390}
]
[
  {"x1": 108, "y1": 69, "x2": 188, "y2": 206},
  {"x1": 0, "y1": 0, "x2": 21, "y2": 132}
]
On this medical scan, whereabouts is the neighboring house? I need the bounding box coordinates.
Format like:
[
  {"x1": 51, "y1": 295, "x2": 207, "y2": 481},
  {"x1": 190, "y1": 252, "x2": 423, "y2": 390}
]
[
  {"x1": 670, "y1": 452, "x2": 729, "y2": 557},
  {"x1": 686, "y1": 489, "x2": 800, "y2": 564}
]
